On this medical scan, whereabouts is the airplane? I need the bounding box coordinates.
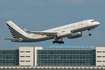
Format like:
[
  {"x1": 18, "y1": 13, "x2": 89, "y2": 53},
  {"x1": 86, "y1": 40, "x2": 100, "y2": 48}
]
[{"x1": 5, "y1": 19, "x2": 100, "y2": 44}]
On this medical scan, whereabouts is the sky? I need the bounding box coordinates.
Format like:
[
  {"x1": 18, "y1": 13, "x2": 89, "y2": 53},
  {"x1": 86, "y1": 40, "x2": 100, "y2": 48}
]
[{"x1": 0, "y1": 0, "x2": 105, "y2": 49}]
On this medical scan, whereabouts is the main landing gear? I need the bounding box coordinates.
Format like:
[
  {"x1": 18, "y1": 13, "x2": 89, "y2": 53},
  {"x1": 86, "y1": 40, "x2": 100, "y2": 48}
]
[
  {"x1": 53, "y1": 41, "x2": 64, "y2": 44},
  {"x1": 53, "y1": 36, "x2": 64, "y2": 44}
]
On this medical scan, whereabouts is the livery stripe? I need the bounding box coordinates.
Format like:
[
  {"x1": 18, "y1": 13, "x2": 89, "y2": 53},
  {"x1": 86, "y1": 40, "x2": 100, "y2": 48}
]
[{"x1": 7, "y1": 24, "x2": 26, "y2": 38}]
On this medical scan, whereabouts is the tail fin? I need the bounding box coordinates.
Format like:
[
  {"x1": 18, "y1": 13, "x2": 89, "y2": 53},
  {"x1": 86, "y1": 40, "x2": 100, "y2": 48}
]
[{"x1": 6, "y1": 21, "x2": 28, "y2": 38}]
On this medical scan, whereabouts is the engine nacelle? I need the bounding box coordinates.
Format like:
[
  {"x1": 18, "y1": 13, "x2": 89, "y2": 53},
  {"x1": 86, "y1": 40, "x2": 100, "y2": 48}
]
[
  {"x1": 57, "y1": 30, "x2": 72, "y2": 37},
  {"x1": 68, "y1": 32, "x2": 82, "y2": 39}
]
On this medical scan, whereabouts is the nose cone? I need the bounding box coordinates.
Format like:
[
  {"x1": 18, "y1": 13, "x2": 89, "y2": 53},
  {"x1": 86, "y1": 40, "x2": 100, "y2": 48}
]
[{"x1": 95, "y1": 22, "x2": 100, "y2": 26}]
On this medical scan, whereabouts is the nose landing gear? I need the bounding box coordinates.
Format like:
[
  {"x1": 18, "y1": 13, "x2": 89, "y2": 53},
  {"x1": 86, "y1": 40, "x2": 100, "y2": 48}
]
[
  {"x1": 89, "y1": 34, "x2": 91, "y2": 36},
  {"x1": 88, "y1": 30, "x2": 91, "y2": 36}
]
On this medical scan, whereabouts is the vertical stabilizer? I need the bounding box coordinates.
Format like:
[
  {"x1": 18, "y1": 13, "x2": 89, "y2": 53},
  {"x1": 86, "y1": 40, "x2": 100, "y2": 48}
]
[{"x1": 6, "y1": 21, "x2": 28, "y2": 38}]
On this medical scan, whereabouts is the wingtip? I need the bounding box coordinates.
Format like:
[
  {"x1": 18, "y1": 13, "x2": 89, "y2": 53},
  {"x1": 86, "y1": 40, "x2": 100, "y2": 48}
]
[{"x1": 23, "y1": 27, "x2": 27, "y2": 31}]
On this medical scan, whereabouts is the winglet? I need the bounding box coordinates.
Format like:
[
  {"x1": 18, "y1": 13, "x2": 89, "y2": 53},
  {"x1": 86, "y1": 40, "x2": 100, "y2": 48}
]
[{"x1": 23, "y1": 27, "x2": 27, "y2": 32}]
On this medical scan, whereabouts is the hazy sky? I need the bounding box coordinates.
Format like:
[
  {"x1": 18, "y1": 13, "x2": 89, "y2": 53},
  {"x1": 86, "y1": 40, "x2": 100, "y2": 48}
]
[{"x1": 0, "y1": 0, "x2": 105, "y2": 49}]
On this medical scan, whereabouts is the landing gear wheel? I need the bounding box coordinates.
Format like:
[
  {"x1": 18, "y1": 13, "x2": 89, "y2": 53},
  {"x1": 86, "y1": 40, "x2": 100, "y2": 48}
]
[
  {"x1": 89, "y1": 34, "x2": 91, "y2": 36},
  {"x1": 53, "y1": 41, "x2": 56, "y2": 44},
  {"x1": 61, "y1": 41, "x2": 64, "y2": 44},
  {"x1": 59, "y1": 42, "x2": 61, "y2": 44},
  {"x1": 88, "y1": 30, "x2": 92, "y2": 36},
  {"x1": 53, "y1": 41, "x2": 64, "y2": 44}
]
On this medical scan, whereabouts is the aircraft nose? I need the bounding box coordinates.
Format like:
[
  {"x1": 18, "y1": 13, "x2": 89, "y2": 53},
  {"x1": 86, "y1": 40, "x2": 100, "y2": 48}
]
[{"x1": 95, "y1": 22, "x2": 100, "y2": 26}]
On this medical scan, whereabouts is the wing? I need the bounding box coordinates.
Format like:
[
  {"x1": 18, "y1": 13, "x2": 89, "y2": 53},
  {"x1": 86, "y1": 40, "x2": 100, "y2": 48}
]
[{"x1": 23, "y1": 28, "x2": 57, "y2": 36}]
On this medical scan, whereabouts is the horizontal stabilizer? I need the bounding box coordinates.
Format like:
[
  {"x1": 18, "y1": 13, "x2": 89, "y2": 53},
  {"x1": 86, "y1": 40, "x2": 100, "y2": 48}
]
[{"x1": 5, "y1": 38, "x2": 23, "y2": 42}]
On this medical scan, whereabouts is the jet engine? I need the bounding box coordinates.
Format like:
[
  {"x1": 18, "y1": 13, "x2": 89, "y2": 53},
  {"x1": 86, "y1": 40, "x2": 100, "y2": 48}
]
[
  {"x1": 57, "y1": 30, "x2": 72, "y2": 37},
  {"x1": 68, "y1": 32, "x2": 82, "y2": 39}
]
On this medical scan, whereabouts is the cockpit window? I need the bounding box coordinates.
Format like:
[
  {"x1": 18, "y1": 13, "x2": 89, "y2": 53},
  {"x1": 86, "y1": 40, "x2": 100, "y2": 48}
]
[{"x1": 91, "y1": 20, "x2": 95, "y2": 22}]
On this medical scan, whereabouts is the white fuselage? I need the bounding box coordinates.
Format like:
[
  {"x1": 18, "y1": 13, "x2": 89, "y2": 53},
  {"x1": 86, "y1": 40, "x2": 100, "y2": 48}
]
[{"x1": 23, "y1": 19, "x2": 100, "y2": 42}]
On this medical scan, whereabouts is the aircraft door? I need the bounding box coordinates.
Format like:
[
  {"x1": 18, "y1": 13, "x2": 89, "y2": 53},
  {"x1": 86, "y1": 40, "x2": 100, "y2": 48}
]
[{"x1": 85, "y1": 21, "x2": 88, "y2": 27}]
